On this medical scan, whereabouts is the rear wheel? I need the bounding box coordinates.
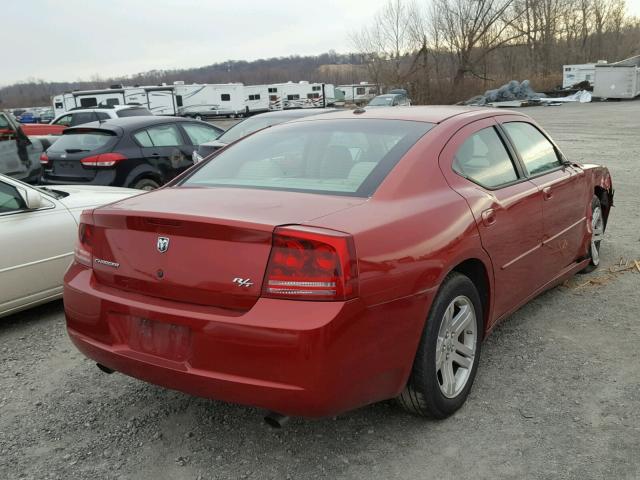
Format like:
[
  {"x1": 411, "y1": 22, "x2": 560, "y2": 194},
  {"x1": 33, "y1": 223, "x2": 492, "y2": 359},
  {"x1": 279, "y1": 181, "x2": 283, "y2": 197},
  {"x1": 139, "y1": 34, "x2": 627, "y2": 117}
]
[
  {"x1": 195, "y1": 115, "x2": 203, "y2": 121},
  {"x1": 131, "y1": 178, "x2": 160, "y2": 191},
  {"x1": 397, "y1": 272, "x2": 482, "y2": 418},
  {"x1": 580, "y1": 195, "x2": 604, "y2": 273}
]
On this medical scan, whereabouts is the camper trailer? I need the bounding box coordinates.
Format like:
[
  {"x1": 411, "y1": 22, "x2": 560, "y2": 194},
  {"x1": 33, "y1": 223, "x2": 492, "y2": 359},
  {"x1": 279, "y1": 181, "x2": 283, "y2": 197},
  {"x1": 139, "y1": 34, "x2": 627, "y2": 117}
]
[
  {"x1": 244, "y1": 85, "x2": 270, "y2": 115},
  {"x1": 593, "y1": 55, "x2": 640, "y2": 99},
  {"x1": 175, "y1": 83, "x2": 245, "y2": 119},
  {"x1": 52, "y1": 85, "x2": 177, "y2": 116},
  {"x1": 337, "y1": 82, "x2": 378, "y2": 104},
  {"x1": 52, "y1": 86, "x2": 146, "y2": 116},
  {"x1": 267, "y1": 82, "x2": 335, "y2": 110}
]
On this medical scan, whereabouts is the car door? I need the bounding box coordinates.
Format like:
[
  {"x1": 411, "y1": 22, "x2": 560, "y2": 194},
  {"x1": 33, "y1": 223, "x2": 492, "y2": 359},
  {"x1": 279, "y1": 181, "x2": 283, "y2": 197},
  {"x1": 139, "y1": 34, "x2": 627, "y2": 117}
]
[
  {"x1": 0, "y1": 113, "x2": 25, "y2": 178},
  {"x1": 133, "y1": 123, "x2": 194, "y2": 177},
  {"x1": 500, "y1": 120, "x2": 589, "y2": 276},
  {"x1": 0, "y1": 179, "x2": 77, "y2": 316},
  {"x1": 439, "y1": 118, "x2": 546, "y2": 321}
]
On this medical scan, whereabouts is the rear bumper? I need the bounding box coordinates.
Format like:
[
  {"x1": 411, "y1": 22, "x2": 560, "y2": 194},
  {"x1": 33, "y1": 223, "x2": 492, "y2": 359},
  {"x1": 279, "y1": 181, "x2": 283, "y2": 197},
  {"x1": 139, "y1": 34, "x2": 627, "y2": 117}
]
[
  {"x1": 64, "y1": 263, "x2": 433, "y2": 417},
  {"x1": 41, "y1": 169, "x2": 116, "y2": 186}
]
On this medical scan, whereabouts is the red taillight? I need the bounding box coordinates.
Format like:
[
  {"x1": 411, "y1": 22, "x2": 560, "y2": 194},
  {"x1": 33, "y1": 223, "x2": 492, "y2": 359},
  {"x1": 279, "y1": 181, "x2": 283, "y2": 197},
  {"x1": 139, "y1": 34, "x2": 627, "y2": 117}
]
[
  {"x1": 39, "y1": 152, "x2": 49, "y2": 165},
  {"x1": 262, "y1": 226, "x2": 358, "y2": 301},
  {"x1": 74, "y1": 222, "x2": 94, "y2": 267},
  {"x1": 80, "y1": 152, "x2": 126, "y2": 167}
]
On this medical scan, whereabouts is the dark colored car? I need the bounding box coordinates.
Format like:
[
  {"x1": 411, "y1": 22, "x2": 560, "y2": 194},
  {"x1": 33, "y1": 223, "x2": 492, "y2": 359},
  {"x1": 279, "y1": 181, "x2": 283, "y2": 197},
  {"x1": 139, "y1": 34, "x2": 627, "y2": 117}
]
[
  {"x1": 193, "y1": 108, "x2": 337, "y2": 162},
  {"x1": 0, "y1": 110, "x2": 43, "y2": 183},
  {"x1": 64, "y1": 106, "x2": 613, "y2": 420},
  {"x1": 41, "y1": 117, "x2": 223, "y2": 190}
]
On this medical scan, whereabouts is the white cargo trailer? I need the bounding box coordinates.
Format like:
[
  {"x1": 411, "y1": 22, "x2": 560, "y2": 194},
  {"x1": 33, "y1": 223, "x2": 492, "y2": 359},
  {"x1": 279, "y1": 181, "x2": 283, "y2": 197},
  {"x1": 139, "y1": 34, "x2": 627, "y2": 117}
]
[
  {"x1": 243, "y1": 85, "x2": 270, "y2": 115},
  {"x1": 562, "y1": 64, "x2": 598, "y2": 88},
  {"x1": 593, "y1": 55, "x2": 640, "y2": 99},
  {"x1": 175, "y1": 83, "x2": 245, "y2": 119},
  {"x1": 337, "y1": 82, "x2": 378, "y2": 104}
]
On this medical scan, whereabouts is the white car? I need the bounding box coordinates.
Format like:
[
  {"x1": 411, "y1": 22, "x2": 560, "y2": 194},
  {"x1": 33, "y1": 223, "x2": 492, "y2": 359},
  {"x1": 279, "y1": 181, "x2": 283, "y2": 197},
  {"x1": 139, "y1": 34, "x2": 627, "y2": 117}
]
[
  {"x1": 50, "y1": 105, "x2": 153, "y2": 128},
  {"x1": 0, "y1": 174, "x2": 139, "y2": 318}
]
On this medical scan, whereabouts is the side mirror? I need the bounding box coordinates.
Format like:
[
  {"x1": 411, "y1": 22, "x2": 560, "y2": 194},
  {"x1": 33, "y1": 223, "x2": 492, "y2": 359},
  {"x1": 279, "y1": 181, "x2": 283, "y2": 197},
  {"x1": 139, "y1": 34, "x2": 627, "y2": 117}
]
[{"x1": 20, "y1": 188, "x2": 43, "y2": 209}]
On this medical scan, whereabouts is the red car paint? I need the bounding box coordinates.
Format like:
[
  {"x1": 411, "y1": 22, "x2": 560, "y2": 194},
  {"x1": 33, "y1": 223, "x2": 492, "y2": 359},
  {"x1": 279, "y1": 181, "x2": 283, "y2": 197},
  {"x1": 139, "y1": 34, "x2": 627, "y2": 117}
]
[
  {"x1": 20, "y1": 123, "x2": 66, "y2": 136},
  {"x1": 64, "y1": 106, "x2": 614, "y2": 417}
]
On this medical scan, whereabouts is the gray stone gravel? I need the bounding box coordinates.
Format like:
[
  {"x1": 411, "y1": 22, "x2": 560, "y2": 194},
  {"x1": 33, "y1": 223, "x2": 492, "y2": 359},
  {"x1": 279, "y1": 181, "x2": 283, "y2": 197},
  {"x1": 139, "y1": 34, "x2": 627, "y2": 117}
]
[{"x1": 1, "y1": 101, "x2": 639, "y2": 480}]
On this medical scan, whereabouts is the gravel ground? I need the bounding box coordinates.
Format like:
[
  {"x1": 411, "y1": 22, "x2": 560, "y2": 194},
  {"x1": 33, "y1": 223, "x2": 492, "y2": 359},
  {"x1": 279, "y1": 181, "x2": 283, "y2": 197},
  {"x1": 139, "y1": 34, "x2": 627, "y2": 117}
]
[{"x1": 1, "y1": 101, "x2": 639, "y2": 480}]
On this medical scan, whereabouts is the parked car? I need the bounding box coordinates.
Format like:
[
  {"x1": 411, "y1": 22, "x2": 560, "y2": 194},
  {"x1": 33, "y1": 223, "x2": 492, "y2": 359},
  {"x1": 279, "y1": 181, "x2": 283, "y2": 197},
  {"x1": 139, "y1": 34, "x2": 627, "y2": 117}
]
[
  {"x1": 39, "y1": 109, "x2": 55, "y2": 123},
  {"x1": 367, "y1": 90, "x2": 411, "y2": 107},
  {"x1": 17, "y1": 111, "x2": 41, "y2": 124},
  {"x1": 41, "y1": 116, "x2": 224, "y2": 190},
  {"x1": 21, "y1": 105, "x2": 154, "y2": 137},
  {"x1": 0, "y1": 110, "x2": 43, "y2": 183},
  {"x1": 193, "y1": 108, "x2": 337, "y2": 162},
  {"x1": 64, "y1": 106, "x2": 613, "y2": 420},
  {"x1": 0, "y1": 174, "x2": 138, "y2": 318}
]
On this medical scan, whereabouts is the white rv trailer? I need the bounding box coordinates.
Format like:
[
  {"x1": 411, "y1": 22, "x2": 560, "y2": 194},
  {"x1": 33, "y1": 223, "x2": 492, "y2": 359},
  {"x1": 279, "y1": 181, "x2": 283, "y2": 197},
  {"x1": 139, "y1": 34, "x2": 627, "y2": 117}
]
[
  {"x1": 593, "y1": 55, "x2": 640, "y2": 99},
  {"x1": 52, "y1": 85, "x2": 178, "y2": 116},
  {"x1": 267, "y1": 82, "x2": 336, "y2": 110},
  {"x1": 337, "y1": 82, "x2": 378, "y2": 104},
  {"x1": 52, "y1": 86, "x2": 147, "y2": 116},
  {"x1": 174, "y1": 83, "x2": 245, "y2": 119},
  {"x1": 244, "y1": 85, "x2": 270, "y2": 114}
]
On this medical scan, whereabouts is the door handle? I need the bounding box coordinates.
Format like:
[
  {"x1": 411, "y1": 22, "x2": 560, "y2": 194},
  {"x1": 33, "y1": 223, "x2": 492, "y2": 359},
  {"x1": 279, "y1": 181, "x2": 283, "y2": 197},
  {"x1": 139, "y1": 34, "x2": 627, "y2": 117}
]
[
  {"x1": 481, "y1": 208, "x2": 496, "y2": 227},
  {"x1": 543, "y1": 187, "x2": 553, "y2": 200}
]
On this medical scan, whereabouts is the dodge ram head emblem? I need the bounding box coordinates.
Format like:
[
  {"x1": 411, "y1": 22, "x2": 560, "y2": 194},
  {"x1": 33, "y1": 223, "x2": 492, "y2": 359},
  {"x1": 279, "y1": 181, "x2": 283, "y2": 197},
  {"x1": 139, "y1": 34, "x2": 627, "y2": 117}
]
[{"x1": 157, "y1": 237, "x2": 170, "y2": 253}]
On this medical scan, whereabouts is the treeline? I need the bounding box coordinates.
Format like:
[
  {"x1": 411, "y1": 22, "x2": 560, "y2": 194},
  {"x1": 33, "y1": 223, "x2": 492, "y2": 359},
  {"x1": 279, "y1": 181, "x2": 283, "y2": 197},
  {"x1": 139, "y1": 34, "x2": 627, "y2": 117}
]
[
  {"x1": 0, "y1": 53, "x2": 370, "y2": 108},
  {"x1": 353, "y1": 0, "x2": 640, "y2": 104}
]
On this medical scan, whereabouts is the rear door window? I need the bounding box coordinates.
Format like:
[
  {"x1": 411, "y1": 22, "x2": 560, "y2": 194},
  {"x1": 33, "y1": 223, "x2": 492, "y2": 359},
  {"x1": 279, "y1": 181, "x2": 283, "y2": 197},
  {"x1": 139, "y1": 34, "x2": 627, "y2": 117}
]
[
  {"x1": 182, "y1": 123, "x2": 221, "y2": 146},
  {"x1": 502, "y1": 122, "x2": 561, "y2": 176},
  {"x1": 453, "y1": 127, "x2": 519, "y2": 188},
  {"x1": 136, "y1": 124, "x2": 183, "y2": 147}
]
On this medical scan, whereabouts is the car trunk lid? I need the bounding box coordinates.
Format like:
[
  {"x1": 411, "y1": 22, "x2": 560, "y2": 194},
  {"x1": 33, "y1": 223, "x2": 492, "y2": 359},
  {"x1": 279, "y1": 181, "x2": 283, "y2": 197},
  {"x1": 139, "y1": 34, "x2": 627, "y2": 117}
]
[{"x1": 90, "y1": 186, "x2": 365, "y2": 311}]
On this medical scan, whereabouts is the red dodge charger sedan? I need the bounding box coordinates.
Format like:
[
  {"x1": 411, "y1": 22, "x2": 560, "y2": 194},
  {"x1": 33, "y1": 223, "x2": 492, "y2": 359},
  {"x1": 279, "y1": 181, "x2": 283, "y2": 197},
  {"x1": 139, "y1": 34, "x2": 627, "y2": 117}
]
[{"x1": 64, "y1": 106, "x2": 613, "y2": 419}]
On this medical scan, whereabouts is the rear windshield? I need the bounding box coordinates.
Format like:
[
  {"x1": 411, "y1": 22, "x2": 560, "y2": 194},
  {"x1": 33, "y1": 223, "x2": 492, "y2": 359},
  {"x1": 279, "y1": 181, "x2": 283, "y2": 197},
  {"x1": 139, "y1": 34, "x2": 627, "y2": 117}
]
[
  {"x1": 217, "y1": 116, "x2": 285, "y2": 144},
  {"x1": 116, "y1": 108, "x2": 153, "y2": 118},
  {"x1": 369, "y1": 96, "x2": 394, "y2": 106},
  {"x1": 181, "y1": 119, "x2": 432, "y2": 196},
  {"x1": 50, "y1": 130, "x2": 116, "y2": 152}
]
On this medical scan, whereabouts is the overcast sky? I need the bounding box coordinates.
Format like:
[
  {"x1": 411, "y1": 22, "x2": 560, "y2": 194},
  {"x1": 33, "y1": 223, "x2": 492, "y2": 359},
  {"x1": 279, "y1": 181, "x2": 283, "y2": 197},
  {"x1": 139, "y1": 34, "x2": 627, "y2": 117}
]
[{"x1": 2, "y1": 0, "x2": 640, "y2": 86}]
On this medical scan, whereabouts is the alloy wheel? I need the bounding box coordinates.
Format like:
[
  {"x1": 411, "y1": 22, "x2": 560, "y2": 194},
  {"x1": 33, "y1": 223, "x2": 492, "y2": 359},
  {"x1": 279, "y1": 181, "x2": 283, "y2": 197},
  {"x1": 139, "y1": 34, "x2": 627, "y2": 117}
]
[{"x1": 435, "y1": 295, "x2": 477, "y2": 398}]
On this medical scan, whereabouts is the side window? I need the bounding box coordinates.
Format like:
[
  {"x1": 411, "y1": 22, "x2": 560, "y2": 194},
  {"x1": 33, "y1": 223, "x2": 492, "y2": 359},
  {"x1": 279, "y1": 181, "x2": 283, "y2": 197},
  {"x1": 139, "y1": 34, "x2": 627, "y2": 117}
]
[
  {"x1": 356, "y1": 87, "x2": 366, "y2": 95},
  {"x1": 96, "y1": 112, "x2": 110, "y2": 121},
  {"x1": 287, "y1": 94, "x2": 300, "y2": 101},
  {"x1": 145, "y1": 124, "x2": 183, "y2": 147},
  {"x1": 105, "y1": 98, "x2": 120, "y2": 106},
  {"x1": 221, "y1": 94, "x2": 231, "y2": 101},
  {"x1": 453, "y1": 127, "x2": 519, "y2": 188},
  {"x1": 502, "y1": 122, "x2": 561, "y2": 176},
  {"x1": 53, "y1": 114, "x2": 73, "y2": 126},
  {"x1": 0, "y1": 182, "x2": 25, "y2": 214},
  {"x1": 133, "y1": 130, "x2": 153, "y2": 147},
  {"x1": 268, "y1": 87, "x2": 277, "y2": 93},
  {"x1": 71, "y1": 112, "x2": 98, "y2": 126},
  {"x1": 182, "y1": 123, "x2": 221, "y2": 146}
]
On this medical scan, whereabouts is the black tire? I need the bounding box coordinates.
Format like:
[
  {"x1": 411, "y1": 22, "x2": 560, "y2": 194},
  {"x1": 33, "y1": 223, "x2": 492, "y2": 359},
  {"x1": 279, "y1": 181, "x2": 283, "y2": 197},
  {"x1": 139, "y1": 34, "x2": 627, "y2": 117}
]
[
  {"x1": 131, "y1": 178, "x2": 160, "y2": 191},
  {"x1": 580, "y1": 195, "x2": 604, "y2": 274},
  {"x1": 397, "y1": 272, "x2": 483, "y2": 418}
]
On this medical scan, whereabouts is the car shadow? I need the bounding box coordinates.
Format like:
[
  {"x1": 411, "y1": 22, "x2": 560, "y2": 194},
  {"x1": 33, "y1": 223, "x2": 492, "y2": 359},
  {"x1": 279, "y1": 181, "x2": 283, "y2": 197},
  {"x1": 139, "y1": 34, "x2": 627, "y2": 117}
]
[{"x1": 0, "y1": 299, "x2": 64, "y2": 334}]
